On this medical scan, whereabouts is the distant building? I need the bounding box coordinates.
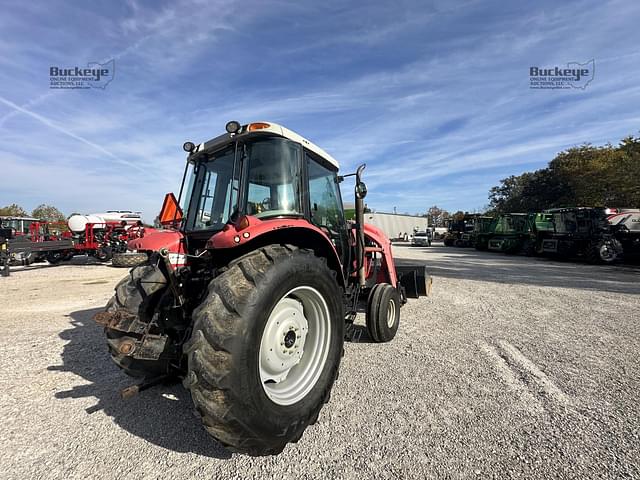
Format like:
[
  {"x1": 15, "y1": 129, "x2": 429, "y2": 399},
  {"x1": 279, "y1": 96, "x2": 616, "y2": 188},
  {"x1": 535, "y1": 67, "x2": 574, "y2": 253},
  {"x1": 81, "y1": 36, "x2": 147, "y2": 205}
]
[{"x1": 363, "y1": 212, "x2": 430, "y2": 240}]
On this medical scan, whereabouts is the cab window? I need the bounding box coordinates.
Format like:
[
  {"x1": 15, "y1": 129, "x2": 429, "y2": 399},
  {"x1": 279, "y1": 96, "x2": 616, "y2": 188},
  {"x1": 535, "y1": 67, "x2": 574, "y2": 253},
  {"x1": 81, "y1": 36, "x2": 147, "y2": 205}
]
[
  {"x1": 244, "y1": 137, "x2": 302, "y2": 218},
  {"x1": 306, "y1": 152, "x2": 348, "y2": 261}
]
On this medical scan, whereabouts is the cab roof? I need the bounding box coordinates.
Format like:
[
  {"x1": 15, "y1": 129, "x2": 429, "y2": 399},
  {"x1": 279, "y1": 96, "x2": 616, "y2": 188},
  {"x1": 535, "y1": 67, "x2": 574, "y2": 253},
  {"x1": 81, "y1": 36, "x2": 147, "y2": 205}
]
[{"x1": 194, "y1": 121, "x2": 339, "y2": 169}]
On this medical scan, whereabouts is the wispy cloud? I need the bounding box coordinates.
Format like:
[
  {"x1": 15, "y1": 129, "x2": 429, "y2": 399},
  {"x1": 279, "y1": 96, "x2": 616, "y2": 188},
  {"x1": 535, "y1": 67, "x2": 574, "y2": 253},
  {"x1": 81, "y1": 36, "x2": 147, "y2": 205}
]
[{"x1": 0, "y1": 95, "x2": 148, "y2": 174}]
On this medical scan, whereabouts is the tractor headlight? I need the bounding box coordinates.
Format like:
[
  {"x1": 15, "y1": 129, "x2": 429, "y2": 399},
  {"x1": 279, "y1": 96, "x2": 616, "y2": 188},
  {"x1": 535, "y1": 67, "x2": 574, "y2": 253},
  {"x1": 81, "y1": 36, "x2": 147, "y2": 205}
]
[
  {"x1": 183, "y1": 141, "x2": 196, "y2": 153},
  {"x1": 226, "y1": 120, "x2": 241, "y2": 134}
]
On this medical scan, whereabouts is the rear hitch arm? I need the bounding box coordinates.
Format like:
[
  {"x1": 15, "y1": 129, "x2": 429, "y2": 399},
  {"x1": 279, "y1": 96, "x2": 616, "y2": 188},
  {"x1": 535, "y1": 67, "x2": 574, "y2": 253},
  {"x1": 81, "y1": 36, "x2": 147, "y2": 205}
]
[{"x1": 158, "y1": 247, "x2": 185, "y2": 306}]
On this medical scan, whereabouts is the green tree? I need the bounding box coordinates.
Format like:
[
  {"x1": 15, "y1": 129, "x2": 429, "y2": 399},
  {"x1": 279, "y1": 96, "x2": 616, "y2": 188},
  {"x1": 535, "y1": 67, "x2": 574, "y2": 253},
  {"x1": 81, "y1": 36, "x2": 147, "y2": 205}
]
[
  {"x1": 31, "y1": 204, "x2": 66, "y2": 222},
  {"x1": 0, "y1": 204, "x2": 28, "y2": 216},
  {"x1": 488, "y1": 174, "x2": 532, "y2": 213},
  {"x1": 452, "y1": 210, "x2": 466, "y2": 221},
  {"x1": 426, "y1": 205, "x2": 450, "y2": 226}
]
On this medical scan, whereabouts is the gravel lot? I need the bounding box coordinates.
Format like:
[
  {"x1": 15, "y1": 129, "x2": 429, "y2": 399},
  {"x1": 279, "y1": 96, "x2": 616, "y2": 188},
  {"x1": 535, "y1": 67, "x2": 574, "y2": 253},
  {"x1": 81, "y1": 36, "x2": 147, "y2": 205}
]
[{"x1": 1, "y1": 246, "x2": 639, "y2": 479}]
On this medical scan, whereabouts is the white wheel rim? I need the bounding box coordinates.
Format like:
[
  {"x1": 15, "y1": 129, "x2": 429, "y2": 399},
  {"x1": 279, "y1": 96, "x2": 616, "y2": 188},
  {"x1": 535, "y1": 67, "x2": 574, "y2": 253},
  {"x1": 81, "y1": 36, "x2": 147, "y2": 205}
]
[
  {"x1": 259, "y1": 286, "x2": 331, "y2": 406},
  {"x1": 386, "y1": 298, "x2": 396, "y2": 328}
]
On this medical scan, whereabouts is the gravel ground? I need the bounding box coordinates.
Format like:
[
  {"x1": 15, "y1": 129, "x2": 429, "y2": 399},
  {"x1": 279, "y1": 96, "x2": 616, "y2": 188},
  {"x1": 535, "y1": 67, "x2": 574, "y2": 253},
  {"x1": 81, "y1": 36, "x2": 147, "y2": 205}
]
[{"x1": 1, "y1": 247, "x2": 639, "y2": 479}]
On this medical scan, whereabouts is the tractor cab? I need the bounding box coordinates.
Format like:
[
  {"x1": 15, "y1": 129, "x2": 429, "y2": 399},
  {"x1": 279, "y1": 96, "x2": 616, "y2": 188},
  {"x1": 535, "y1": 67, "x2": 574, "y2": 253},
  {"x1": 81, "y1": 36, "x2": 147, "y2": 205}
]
[
  {"x1": 177, "y1": 125, "x2": 350, "y2": 270},
  {"x1": 443, "y1": 214, "x2": 476, "y2": 247},
  {"x1": 482, "y1": 213, "x2": 537, "y2": 254},
  {"x1": 469, "y1": 216, "x2": 494, "y2": 250},
  {"x1": 0, "y1": 216, "x2": 39, "y2": 236}
]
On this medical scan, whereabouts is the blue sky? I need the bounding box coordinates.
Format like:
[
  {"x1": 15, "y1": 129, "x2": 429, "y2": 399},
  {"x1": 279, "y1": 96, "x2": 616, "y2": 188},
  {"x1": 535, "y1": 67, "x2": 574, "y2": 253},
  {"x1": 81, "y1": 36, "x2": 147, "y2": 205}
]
[{"x1": 1, "y1": 0, "x2": 639, "y2": 221}]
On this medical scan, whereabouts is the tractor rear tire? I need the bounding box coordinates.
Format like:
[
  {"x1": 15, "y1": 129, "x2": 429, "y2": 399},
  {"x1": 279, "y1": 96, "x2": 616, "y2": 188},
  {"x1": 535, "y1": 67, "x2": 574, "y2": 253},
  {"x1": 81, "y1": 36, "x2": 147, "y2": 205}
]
[
  {"x1": 103, "y1": 263, "x2": 170, "y2": 377},
  {"x1": 366, "y1": 283, "x2": 401, "y2": 343},
  {"x1": 183, "y1": 244, "x2": 344, "y2": 456},
  {"x1": 112, "y1": 252, "x2": 148, "y2": 268}
]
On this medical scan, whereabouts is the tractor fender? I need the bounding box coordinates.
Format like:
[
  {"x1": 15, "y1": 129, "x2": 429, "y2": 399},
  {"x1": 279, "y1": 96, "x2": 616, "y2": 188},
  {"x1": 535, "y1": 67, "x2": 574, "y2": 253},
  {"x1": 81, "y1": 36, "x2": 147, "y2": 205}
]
[
  {"x1": 127, "y1": 229, "x2": 186, "y2": 268},
  {"x1": 363, "y1": 223, "x2": 398, "y2": 287},
  {"x1": 207, "y1": 216, "x2": 345, "y2": 287}
]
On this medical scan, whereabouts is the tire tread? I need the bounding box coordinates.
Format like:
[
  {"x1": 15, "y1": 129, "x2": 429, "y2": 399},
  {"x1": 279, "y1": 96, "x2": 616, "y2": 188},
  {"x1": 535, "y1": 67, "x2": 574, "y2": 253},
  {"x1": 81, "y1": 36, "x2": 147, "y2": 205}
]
[{"x1": 185, "y1": 244, "x2": 342, "y2": 456}]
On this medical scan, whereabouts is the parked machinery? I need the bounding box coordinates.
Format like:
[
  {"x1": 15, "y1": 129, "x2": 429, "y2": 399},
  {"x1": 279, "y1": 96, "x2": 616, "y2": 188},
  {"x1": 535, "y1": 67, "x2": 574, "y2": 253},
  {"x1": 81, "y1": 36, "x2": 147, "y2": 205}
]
[
  {"x1": 476, "y1": 213, "x2": 552, "y2": 255},
  {"x1": 0, "y1": 216, "x2": 44, "y2": 265},
  {"x1": 536, "y1": 207, "x2": 622, "y2": 263},
  {"x1": 0, "y1": 224, "x2": 13, "y2": 276},
  {"x1": 469, "y1": 216, "x2": 494, "y2": 250},
  {"x1": 486, "y1": 214, "x2": 532, "y2": 254},
  {"x1": 443, "y1": 215, "x2": 475, "y2": 247},
  {"x1": 608, "y1": 209, "x2": 640, "y2": 258},
  {"x1": 1, "y1": 213, "x2": 145, "y2": 269},
  {"x1": 41, "y1": 212, "x2": 143, "y2": 264},
  {"x1": 55, "y1": 214, "x2": 141, "y2": 263}
]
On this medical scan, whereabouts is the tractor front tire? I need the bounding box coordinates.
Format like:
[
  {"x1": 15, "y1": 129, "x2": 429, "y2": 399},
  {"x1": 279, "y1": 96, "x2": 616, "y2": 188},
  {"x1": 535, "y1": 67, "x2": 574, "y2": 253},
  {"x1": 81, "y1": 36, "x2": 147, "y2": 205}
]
[
  {"x1": 587, "y1": 239, "x2": 621, "y2": 264},
  {"x1": 366, "y1": 283, "x2": 401, "y2": 343},
  {"x1": 184, "y1": 244, "x2": 344, "y2": 456},
  {"x1": 103, "y1": 263, "x2": 170, "y2": 377},
  {"x1": 112, "y1": 252, "x2": 149, "y2": 268}
]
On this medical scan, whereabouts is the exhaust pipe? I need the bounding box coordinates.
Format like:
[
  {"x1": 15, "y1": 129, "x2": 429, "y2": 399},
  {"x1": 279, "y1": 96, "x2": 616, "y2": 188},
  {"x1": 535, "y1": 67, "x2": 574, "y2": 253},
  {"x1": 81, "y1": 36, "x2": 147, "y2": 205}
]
[{"x1": 355, "y1": 164, "x2": 367, "y2": 287}]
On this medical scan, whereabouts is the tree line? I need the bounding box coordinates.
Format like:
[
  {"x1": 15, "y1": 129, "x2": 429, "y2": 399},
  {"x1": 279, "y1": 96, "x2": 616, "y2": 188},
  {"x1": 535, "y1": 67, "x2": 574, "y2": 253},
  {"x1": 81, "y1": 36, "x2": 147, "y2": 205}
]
[
  {"x1": 424, "y1": 134, "x2": 640, "y2": 224},
  {"x1": 487, "y1": 135, "x2": 640, "y2": 213},
  {"x1": 0, "y1": 203, "x2": 66, "y2": 221}
]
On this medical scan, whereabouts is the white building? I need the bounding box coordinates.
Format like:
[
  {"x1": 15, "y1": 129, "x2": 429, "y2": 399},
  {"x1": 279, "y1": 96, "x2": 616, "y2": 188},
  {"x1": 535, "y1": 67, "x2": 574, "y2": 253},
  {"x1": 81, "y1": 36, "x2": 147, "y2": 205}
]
[{"x1": 364, "y1": 212, "x2": 430, "y2": 240}]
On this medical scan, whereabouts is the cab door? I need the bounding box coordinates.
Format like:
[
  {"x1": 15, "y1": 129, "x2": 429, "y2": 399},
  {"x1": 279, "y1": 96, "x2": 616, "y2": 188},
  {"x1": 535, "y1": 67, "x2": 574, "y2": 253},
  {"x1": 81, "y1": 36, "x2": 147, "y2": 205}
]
[{"x1": 304, "y1": 151, "x2": 350, "y2": 270}]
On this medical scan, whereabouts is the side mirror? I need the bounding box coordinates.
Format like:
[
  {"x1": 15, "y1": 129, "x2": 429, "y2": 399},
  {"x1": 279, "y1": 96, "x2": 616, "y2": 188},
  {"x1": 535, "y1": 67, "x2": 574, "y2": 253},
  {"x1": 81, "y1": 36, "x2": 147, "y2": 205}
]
[
  {"x1": 356, "y1": 182, "x2": 367, "y2": 199},
  {"x1": 159, "y1": 192, "x2": 183, "y2": 226}
]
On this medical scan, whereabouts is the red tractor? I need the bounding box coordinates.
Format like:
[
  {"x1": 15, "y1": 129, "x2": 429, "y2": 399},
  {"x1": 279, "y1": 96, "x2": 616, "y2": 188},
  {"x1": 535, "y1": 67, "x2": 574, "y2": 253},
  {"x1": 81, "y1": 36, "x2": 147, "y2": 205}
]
[{"x1": 96, "y1": 121, "x2": 430, "y2": 455}]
